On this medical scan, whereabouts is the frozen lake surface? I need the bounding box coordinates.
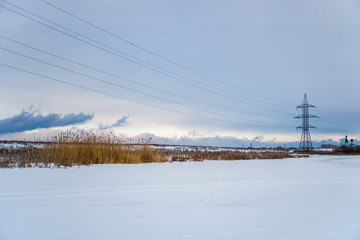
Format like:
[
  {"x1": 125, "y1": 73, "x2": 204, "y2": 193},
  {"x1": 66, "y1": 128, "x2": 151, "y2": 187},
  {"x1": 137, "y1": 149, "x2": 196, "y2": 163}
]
[{"x1": 1, "y1": 155, "x2": 360, "y2": 240}]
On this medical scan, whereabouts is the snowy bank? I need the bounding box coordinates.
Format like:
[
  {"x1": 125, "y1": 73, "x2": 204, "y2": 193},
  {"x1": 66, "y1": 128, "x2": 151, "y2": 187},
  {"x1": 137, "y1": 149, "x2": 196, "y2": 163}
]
[{"x1": 1, "y1": 155, "x2": 360, "y2": 240}]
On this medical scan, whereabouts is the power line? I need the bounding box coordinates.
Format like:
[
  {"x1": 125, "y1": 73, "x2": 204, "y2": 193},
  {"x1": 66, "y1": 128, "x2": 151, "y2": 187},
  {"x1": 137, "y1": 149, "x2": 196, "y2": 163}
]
[
  {"x1": 41, "y1": 0, "x2": 294, "y2": 107},
  {"x1": 0, "y1": 2, "x2": 293, "y2": 114},
  {"x1": 0, "y1": 35, "x2": 290, "y2": 119},
  {"x1": 91, "y1": 0, "x2": 360, "y2": 117},
  {"x1": 0, "y1": 62, "x2": 295, "y2": 130},
  {"x1": 0, "y1": 2, "x2": 296, "y2": 117},
  {"x1": 92, "y1": 0, "x2": 304, "y2": 99},
  {"x1": 315, "y1": 108, "x2": 360, "y2": 120},
  {"x1": 313, "y1": 117, "x2": 360, "y2": 127},
  {"x1": 1, "y1": 46, "x2": 294, "y2": 127},
  {"x1": 6, "y1": 33, "x2": 357, "y2": 126},
  {"x1": 2, "y1": 1, "x2": 358, "y2": 134},
  {"x1": 1, "y1": 52, "x2": 354, "y2": 133}
]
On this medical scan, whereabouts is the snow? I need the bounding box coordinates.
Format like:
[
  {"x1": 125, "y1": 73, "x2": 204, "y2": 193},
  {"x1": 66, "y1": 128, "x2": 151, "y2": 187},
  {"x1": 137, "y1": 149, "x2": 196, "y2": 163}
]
[
  {"x1": 0, "y1": 142, "x2": 45, "y2": 150},
  {"x1": 1, "y1": 155, "x2": 360, "y2": 240},
  {"x1": 0, "y1": 143, "x2": 27, "y2": 150}
]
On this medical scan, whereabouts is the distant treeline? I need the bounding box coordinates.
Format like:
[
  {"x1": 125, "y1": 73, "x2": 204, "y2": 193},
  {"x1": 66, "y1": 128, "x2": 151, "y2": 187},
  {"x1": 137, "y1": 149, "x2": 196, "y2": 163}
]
[{"x1": 334, "y1": 145, "x2": 360, "y2": 154}]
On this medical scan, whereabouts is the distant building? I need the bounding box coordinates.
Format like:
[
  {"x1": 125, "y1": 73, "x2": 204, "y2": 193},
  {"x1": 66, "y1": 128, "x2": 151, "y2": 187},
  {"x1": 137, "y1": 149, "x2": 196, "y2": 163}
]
[
  {"x1": 344, "y1": 135, "x2": 349, "y2": 146},
  {"x1": 343, "y1": 135, "x2": 356, "y2": 147},
  {"x1": 321, "y1": 144, "x2": 338, "y2": 149}
]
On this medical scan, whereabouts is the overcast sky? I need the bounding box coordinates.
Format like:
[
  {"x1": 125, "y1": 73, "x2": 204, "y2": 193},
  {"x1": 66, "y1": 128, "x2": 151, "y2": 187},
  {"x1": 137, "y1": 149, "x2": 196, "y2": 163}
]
[{"x1": 1, "y1": 0, "x2": 360, "y2": 147}]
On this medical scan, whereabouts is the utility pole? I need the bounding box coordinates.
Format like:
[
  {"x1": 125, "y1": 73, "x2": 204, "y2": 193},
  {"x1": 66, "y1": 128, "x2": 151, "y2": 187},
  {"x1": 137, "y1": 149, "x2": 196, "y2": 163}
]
[{"x1": 295, "y1": 94, "x2": 318, "y2": 150}]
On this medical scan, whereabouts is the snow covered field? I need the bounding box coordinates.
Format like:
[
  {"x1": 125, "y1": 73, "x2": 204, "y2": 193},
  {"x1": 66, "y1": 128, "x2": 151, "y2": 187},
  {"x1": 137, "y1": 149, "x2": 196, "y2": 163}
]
[{"x1": 1, "y1": 155, "x2": 360, "y2": 240}]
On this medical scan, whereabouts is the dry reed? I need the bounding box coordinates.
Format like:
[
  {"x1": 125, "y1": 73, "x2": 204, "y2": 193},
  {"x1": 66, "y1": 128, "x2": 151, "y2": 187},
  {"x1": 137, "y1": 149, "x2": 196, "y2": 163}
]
[{"x1": 0, "y1": 131, "x2": 165, "y2": 168}]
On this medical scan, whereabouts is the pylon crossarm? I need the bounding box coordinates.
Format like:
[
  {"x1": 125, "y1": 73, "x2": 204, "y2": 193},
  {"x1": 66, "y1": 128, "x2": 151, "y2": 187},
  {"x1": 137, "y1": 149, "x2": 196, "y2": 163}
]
[
  {"x1": 297, "y1": 126, "x2": 316, "y2": 129},
  {"x1": 297, "y1": 104, "x2": 316, "y2": 109},
  {"x1": 304, "y1": 103, "x2": 316, "y2": 108}
]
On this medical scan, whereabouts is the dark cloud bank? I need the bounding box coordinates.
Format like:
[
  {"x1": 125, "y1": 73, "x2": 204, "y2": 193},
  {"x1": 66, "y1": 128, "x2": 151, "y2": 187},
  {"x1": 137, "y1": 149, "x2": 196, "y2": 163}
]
[{"x1": 0, "y1": 108, "x2": 94, "y2": 134}]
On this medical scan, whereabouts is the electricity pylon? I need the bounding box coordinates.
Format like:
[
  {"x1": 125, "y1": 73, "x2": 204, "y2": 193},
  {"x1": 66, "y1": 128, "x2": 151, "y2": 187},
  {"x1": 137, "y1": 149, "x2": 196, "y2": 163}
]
[{"x1": 295, "y1": 94, "x2": 318, "y2": 150}]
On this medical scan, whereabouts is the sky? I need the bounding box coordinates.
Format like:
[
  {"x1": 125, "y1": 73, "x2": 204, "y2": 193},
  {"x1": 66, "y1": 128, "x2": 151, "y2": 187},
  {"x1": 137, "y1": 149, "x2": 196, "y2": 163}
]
[{"x1": 1, "y1": 0, "x2": 360, "y2": 147}]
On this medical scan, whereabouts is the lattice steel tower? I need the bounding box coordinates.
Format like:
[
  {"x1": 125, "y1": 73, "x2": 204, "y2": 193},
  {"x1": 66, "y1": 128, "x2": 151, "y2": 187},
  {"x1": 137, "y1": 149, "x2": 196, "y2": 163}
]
[{"x1": 295, "y1": 94, "x2": 318, "y2": 150}]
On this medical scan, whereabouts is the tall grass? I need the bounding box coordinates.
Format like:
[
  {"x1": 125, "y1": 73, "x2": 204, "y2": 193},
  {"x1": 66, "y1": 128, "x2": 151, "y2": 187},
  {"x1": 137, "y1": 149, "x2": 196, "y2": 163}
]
[{"x1": 1, "y1": 131, "x2": 165, "y2": 168}]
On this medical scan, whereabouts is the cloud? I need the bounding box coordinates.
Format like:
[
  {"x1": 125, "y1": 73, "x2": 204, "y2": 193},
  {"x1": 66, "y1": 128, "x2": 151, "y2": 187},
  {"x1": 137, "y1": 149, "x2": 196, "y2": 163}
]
[
  {"x1": 253, "y1": 136, "x2": 264, "y2": 142},
  {"x1": 0, "y1": 107, "x2": 94, "y2": 134},
  {"x1": 99, "y1": 116, "x2": 128, "y2": 130},
  {"x1": 187, "y1": 130, "x2": 213, "y2": 137}
]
